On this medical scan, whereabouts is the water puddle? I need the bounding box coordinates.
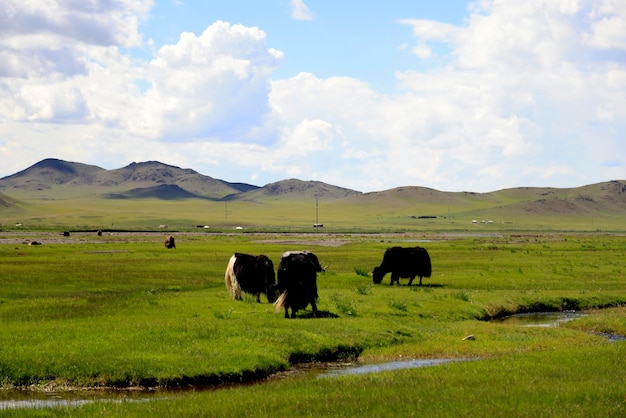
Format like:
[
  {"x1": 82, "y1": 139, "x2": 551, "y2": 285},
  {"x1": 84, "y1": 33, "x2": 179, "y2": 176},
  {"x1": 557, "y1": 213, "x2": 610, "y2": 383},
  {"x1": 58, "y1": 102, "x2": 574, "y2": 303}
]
[
  {"x1": 317, "y1": 358, "x2": 475, "y2": 378},
  {"x1": 589, "y1": 332, "x2": 626, "y2": 342},
  {"x1": 495, "y1": 311, "x2": 586, "y2": 327},
  {"x1": 0, "y1": 390, "x2": 159, "y2": 411},
  {"x1": 495, "y1": 311, "x2": 626, "y2": 342}
]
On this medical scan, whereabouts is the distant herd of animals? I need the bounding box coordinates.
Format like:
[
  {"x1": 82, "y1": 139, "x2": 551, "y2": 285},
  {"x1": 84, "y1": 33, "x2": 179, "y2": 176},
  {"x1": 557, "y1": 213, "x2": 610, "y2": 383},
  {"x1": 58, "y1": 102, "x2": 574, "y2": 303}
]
[{"x1": 164, "y1": 235, "x2": 432, "y2": 319}]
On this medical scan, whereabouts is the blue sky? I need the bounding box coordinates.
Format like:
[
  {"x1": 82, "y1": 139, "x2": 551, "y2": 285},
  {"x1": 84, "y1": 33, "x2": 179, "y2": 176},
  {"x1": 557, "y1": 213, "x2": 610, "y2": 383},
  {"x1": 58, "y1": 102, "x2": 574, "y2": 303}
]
[
  {"x1": 142, "y1": 1, "x2": 470, "y2": 90},
  {"x1": 0, "y1": 0, "x2": 625, "y2": 193}
]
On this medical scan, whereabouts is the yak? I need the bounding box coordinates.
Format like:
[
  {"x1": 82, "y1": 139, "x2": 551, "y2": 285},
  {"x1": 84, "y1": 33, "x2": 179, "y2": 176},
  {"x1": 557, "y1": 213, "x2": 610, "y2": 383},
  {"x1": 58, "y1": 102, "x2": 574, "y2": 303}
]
[
  {"x1": 164, "y1": 235, "x2": 176, "y2": 249},
  {"x1": 372, "y1": 246, "x2": 432, "y2": 286},
  {"x1": 224, "y1": 253, "x2": 278, "y2": 303},
  {"x1": 275, "y1": 251, "x2": 323, "y2": 318}
]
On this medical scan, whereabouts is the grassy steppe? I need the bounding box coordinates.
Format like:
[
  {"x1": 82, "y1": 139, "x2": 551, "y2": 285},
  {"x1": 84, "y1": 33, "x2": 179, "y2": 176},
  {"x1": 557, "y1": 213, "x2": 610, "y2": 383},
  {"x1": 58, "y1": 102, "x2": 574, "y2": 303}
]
[
  {"x1": 3, "y1": 189, "x2": 624, "y2": 232},
  {"x1": 0, "y1": 231, "x2": 625, "y2": 416}
]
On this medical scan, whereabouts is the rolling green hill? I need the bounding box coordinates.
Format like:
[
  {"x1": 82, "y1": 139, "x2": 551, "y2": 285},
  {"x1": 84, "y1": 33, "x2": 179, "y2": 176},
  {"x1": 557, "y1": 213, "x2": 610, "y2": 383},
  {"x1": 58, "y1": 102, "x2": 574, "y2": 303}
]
[{"x1": 0, "y1": 159, "x2": 624, "y2": 231}]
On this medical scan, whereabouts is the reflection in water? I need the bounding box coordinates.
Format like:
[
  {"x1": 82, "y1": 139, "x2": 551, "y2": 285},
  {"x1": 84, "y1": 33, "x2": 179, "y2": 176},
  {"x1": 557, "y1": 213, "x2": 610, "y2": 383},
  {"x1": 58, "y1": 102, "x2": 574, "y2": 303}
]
[
  {"x1": 1, "y1": 399, "x2": 95, "y2": 410},
  {"x1": 495, "y1": 311, "x2": 626, "y2": 341},
  {"x1": 590, "y1": 331, "x2": 626, "y2": 342},
  {"x1": 495, "y1": 311, "x2": 587, "y2": 327},
  {"x1": 0, "y1": 391, "x2": 157, "y2": 411},
  {"x1": 318, "y1": 358, "x2": 476, "y2": 378}
]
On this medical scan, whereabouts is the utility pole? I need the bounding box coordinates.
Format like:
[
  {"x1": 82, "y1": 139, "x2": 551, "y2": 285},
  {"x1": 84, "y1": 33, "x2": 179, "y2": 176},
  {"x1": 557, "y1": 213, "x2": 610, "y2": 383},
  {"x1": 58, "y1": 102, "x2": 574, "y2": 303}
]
[
  {"x1": 316, "y1": 197, "x2": 319, "y2": 225},
  {"x1": 313, "y1": 196, "x2": 323, "y2": 229}
]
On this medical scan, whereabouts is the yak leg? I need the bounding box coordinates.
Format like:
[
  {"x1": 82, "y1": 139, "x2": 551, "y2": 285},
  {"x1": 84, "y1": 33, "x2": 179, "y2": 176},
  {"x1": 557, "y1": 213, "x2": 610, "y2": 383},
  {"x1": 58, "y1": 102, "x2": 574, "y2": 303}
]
[
  {"x1": 255, "y1": 293, "x2": 261, "y2": 303},
  {"x1": 390, "y1": 273, "x2": 399, "y2": 285},
  {"x1": 285, "y1": 302, "x2": 296, "y2": 318},
  {"x1": 408, "y1": 276, "x2": 416, "y2": 286},
  {"x1": 419, "y1": 276, "x2": 423, "y2": 286},
  {"x1": 310, "y1": 300, "x2": 318, "y2": 317}
]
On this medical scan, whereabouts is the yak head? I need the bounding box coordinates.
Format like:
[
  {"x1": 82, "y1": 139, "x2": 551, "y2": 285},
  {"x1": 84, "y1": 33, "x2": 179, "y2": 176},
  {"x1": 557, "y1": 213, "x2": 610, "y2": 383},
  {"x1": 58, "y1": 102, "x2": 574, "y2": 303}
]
[{"x1": 371, "y1": 267, "x2": 384, "y2": 284}]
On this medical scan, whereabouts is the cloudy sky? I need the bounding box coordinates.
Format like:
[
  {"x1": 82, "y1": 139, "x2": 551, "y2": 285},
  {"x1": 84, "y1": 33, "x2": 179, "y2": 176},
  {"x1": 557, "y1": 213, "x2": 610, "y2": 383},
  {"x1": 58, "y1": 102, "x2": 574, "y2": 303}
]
[{"x1": 1, "y1": 0, "x2": 624, "y2": 192}]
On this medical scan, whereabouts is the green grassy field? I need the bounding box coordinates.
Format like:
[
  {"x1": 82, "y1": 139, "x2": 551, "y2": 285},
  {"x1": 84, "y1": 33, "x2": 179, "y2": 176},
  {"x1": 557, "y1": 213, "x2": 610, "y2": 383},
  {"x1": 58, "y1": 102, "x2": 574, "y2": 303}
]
[{"x1": 0, "y1": 231, "x2": 625, "y2": 416}]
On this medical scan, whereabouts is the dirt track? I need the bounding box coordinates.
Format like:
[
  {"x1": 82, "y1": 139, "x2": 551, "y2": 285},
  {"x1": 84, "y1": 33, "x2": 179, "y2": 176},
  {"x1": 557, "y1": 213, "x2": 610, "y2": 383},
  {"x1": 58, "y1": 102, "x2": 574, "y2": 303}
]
[{"x1": 0, "y1": 231, "x2": 354, "y2": 247}]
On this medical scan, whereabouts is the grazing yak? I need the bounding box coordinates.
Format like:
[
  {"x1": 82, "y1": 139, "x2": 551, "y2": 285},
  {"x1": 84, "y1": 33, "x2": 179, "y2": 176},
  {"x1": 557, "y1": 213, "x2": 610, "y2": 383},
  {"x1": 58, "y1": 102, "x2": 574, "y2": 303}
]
[
  {"x1": 275, "y1": 251, "x2": 324, "y2": 318},
  {"x1": 372, "y1": 246, "x2": 432, "y2": 286},
  {"x1": 164, "y1": 235, "x2": 176, "y2": 249},
  {"x1": 224, "y1": 253, "x2": 278, "y2": 303}
]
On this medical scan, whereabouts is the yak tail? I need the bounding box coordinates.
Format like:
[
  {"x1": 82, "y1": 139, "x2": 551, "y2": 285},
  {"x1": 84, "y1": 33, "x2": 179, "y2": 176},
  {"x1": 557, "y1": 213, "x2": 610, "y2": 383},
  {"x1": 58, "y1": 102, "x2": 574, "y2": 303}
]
[
  {"x1": 224, "y1": 255, "x2": 242, "y2": 299},
  {"x1": 274, "y1": 291, "x2": 288, "y2": 312},
  {"x1": 231, "y1": 278, "x2": 242, "y2": 300}
]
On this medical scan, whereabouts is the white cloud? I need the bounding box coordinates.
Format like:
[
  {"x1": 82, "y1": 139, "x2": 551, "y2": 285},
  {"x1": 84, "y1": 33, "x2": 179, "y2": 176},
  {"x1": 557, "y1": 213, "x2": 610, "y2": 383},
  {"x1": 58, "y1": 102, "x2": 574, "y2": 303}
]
[
  {"x1": 0, "y1": 0, "x2": 152, "y2": 78},
  {"x1": 389, "y1": 0, "x2": 626, "y2": 190},
  {"x1": 583, "y1": 0, "x2": 626, "y2": 49},
  {"x1": 138, "y1": 21, "x2": 283, "y2": 140},
  {"x1": 290, "y1": 0, "x2": 314, "y2": 21},
  {"x1": 399, "y1": 18, "x2": 460, "y2": 42},
  {"x1": 412, "y1": 42, "x2": 433, "y2": 59}
]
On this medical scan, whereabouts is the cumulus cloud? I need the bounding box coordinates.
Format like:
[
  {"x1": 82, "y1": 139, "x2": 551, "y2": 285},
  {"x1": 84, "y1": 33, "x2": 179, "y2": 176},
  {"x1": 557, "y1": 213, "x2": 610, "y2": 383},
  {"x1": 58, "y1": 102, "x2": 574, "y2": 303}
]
[
  {"x1": 0, "y1": 0, "x2": 625, "y2": 192},
  {"x1": 290, "y1": 0, "x2": 314, "y2": 21},
  {"x1": 0, "y1": 0, "x2": 151, "y2": 78},
  {"x1": 392, "y1": 0, "x2": 626, "y2": 190},
  {"x1": 138, "y1": 21, "x2": 283, "y2": 141}
]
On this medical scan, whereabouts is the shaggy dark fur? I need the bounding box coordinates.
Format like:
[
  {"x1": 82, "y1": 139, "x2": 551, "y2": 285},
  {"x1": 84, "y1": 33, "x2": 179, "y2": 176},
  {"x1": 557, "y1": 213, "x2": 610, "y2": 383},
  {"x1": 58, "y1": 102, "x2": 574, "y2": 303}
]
[
  {"x1": 372, "y1": 246, "x2": 432, "y2": 286},
  {"x1": 225, "y1": 253, "x2": 277, "y2": 303},
  {"x1": 275, "y1": 251, "x2": 323, "y2": 318}
]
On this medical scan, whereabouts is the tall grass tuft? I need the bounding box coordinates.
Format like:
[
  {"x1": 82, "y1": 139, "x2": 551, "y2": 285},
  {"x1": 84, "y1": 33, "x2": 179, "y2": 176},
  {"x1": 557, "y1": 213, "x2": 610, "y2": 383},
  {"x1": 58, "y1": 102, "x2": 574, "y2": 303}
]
[
  {"x1": 451, "y1": 290, "x2": 471, "y2": 302},
  {"x1": 354, "y1": 285, "x2": 372, "y2": 295},
  {"x1": 353, "y1": 267, "x2": 370, "y2": 277},
  {"x1": 388, "y1": 300, "x2": 408, "y2": 312},
  {"x1": 330, "y1": 293, "x2": 358, "y2": 316}
]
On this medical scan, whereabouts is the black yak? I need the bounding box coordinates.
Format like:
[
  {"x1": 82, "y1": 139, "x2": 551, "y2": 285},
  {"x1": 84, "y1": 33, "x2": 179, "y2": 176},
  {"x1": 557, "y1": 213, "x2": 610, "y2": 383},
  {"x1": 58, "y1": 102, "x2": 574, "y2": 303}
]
[
  {"x1": 372, "y1": 246, "x2": 432, "y2": 286},
  {"x1": 275, "y1": 251, "x2": 323, "y2": 318},
  {"x1": 225, "y1": 253, "x2": 278, "y2": 303}
]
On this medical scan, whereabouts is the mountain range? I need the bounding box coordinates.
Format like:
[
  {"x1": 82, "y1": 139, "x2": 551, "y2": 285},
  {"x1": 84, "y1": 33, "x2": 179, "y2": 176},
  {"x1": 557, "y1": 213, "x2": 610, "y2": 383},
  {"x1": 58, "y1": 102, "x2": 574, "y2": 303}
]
[
  {"x1": 0, "y1": 158, "x2": 360, "y2": 201},
  {"x1": 1, "y1": 158, "x2": 625, "y2": 227},
  {"x1": 0, "y1": 159, "x2": 258, "y2": 200}
]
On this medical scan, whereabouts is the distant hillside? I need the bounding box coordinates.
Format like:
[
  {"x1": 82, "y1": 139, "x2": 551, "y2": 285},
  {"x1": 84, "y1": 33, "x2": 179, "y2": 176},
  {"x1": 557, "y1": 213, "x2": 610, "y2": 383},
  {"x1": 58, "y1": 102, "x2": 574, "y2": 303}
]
[
  {"x1": 0, "y1": 159, "x2": 105, "y2": 192},
  {"x1": 103, "y1": 184, "x2": 206, "y2": 200},
  {"x1": 488, "y1": 181, "x2": 626, "y2": 216},
  {"x1": 0, "y1": 191, "x2": 20, "y2": 208},
  {"x1": 1, "y1": 159, "x2": 625, "y2": 230},
  {"x1": 355, "y1": 186, "x2": 500, "y2": 209},
  {"x1": 334, "y1": 181, "x2": 626, "y2": 224},
  {"x1": 225, "y1": 178, "x2": 361, "y2": 201},
  {"x1": 0, "y1": 159, "x2": 257, "y2": 200},
  {"x1": 101, "y1": 161, "x2": 252, "y2": 199}
]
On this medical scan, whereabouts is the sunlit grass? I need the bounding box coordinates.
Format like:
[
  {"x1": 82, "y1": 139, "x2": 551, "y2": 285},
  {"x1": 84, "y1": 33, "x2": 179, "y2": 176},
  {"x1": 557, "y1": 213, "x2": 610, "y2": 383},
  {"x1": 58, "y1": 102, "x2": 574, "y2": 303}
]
[{"x1": 0, "y1": 232, "x2": 625, "y2": 415}]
